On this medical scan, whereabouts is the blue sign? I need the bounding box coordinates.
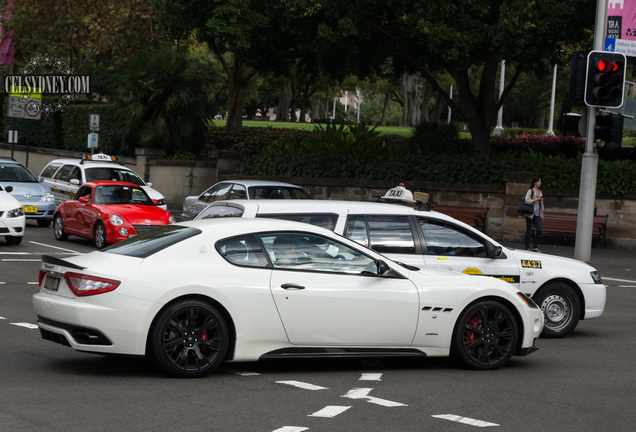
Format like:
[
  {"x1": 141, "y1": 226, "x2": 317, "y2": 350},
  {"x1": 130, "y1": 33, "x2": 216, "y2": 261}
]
[{"x1": 605, "y1": 38, "x2": 616, "y2": 52}]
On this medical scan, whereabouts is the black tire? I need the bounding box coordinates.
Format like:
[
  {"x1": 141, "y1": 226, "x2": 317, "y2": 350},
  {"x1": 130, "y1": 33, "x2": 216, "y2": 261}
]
[
  {"x1": 533, "y1": 283, "x2": 580, "y2": 338},
  {"x1": 37, "y1": 219, "x2": 52, "y2": 227},
  {"x1": 93, "y1": 222, "x2": 107, "y2": 249},
  {"x1": 452, "y1": 300, "x2": 519, "y2": 370},
  {"x1": 149, "y1": 299, "x2": 229, "y2": 378},
  {"x1": 53, "y1": 214, "x2": 68, "y2": 241},
  {"x1": 5, "y1": 235, "x2": 22, "y2": 245}
]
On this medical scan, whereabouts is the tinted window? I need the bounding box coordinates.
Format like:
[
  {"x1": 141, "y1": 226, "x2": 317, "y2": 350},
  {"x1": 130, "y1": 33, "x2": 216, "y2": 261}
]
[
  {"x1": 76, "y1": 185, "x2": 93, "y2": 201},
  {"x1": 366, "y1": 215, "x2": 415, "y2": 254},
  {"x1": 95, "y1": 185, "x2": 153, "y2": 205},
  {"x1": 258, "y1": 232, "x2": 377, "y2": 274},
  {"x1": 104, "y1": 226, "x2": 201, "y2": 258},
  {"x1": 41, "y1": 163, "x2": 62, "y2": 178},
  {"x1": 418, "y1": 219, "x2": 487, "y2": 257},
  {"x1": 216, "y1": 235, "x2": 269, "y2": 267},
  {"x1": 197, "y1": 206, "x2": 244, "y2": 219},
  {"x1": 199, "y1": 184, "x2": 222, "y2": 203},
  {"x1": 248, "y1": 186, "x2": 312, "y2": 199},
  {"x1": 229, "y1": 184, "x2": 247, "y2": 199},
  {"x1": 257, "y1": 213, "x2": 337, "y2": 230},
  {"x1": 53, "y1": 165, "x2": 76, "y2": 182}
]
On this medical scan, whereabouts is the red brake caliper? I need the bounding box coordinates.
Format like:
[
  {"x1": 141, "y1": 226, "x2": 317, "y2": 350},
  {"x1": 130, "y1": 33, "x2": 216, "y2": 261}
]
[
  {"x1": 200, "y1": 330, "x2": 208, "y2": 352},
  {"x1": 466, "y1": 317, "x2": 479, "y2": 343}
]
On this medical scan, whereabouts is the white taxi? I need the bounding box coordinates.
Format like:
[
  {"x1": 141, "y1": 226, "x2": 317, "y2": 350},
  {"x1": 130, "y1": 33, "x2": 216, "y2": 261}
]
[
  {"x1": 39, "y1": 153, "x2": 167, "y2": 209},
  {"x1": 0, "y1": 184, "x2": 26, "y2": 244},
  {"x1": 194, "y1": 186, "x2": 607, "y2": 338}
]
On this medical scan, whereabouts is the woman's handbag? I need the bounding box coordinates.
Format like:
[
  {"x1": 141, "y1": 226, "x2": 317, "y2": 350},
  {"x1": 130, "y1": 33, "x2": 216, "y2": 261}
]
[{"x1": 518, "y1": 197, "x2": 534, "y2": 215}]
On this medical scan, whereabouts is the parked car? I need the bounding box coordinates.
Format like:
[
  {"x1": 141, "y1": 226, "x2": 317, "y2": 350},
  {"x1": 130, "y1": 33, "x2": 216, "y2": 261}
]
[
  {"x1": 53, "y1": 181, "x2": 175, "y2": 249},
  {"x1": 194, "y1": 185, "x2": 607, "y2": 338},
  {"x1": 0, "y1": 157, "x2": 56, "y2": 227},
  {"x1": 181, "y1": 180, "x2": 312, "y2": 219},
  {"x1": 0, "y1": 184, "x2": 26, "y2": 244},
  {"x1": 34, "y1": 218, "x2": 542, "y2": 377},
  {"x1": 39, "y1": 153, "x2": 167, "y2": 209}
]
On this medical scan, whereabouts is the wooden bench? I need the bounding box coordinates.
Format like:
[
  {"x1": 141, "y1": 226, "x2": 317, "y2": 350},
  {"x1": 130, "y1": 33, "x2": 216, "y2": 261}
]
[
  {"x1": 536, "y1": 211, "x2": 608, "y2": 248},
  {"x1": 434, "y1": 205, "x2": 489, "y2": 232}
]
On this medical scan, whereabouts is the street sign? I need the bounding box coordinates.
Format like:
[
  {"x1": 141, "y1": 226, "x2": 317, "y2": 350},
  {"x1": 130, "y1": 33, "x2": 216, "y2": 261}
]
[
  {"x1": 7, "y1": 93, "x2": 42, "y2": 120},
  {"x1": 87, "y1": 133, "x2": 99, "y2": 149},
  {"x1": 89, "y1": 114, "x2": 100, "y2": 131}
]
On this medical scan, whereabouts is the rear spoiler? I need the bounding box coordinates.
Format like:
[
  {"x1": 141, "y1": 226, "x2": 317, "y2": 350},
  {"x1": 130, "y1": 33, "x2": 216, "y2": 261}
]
[{"x1": 42, "y1": 255, "x2": 86, "y2": 270}]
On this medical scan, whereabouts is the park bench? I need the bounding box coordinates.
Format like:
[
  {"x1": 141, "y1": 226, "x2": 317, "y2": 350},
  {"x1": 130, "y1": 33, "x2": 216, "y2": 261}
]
[
  {"x1": 433, "y1": 205, "x2": 489, "y2": 232},
  {"x1": 537, "y1": 211, "x2": 608, "y2": 248}
]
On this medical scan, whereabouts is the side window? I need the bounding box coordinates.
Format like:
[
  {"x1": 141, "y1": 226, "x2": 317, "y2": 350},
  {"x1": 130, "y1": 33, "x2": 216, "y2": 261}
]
[
  {"x1": 199, "y1": 184, "x2": 221, "y2": 203},
  {"x1": 53, "y1": 165, "x2": 75, "y2": 182},
  {"x1": 70, "y1": 166, "x2": 82, "y2": 182},
  {"x1": 216, "y1": 235, "x2": 269, "y2": 267},
  {"x1": 213, "y1": 183, "x2": 233, "y2": 201},
  {"x1": 257, "y1": 213, "x2": 338, "y2": 230},
  {"x1": 258, "y1": 232, "x2": 377, "y2": 274},
  {"x1": 344, "y1": 215, "x2": 369, "y2": 247},
  {"x1": 76, "y1": 185, "x2": 93, "y2": 201},
  {"x1": 40, "y1": 163, "x2": 62, "y2": 178},
  {"x1": 197, "y1": 206, "x2": 244, "y2": 219},
  {"x1": 229, "y1": 184, "x2": 247, "y2": 200},
  {"x1": 418, "y1": 219, "x2": 487, "y2": 257},
  {"x1": 366, "y1": 215, "x2": 415, "y2": 254}
]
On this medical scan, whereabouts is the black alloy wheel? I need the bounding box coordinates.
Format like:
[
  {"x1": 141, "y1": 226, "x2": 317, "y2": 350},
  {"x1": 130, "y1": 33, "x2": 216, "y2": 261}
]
[
  {"x1": 150, "y1": 299, "x2": 229, "y2": 378},
  {"x1": 452, "y1": 300, "x2": 519, "y2": 370}
]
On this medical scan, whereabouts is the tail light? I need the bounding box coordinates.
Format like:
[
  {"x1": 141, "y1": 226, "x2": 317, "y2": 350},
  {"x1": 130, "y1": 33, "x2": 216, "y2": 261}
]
[{"x1": 64, "y1": 272, "x2": 121, "y2": 296}]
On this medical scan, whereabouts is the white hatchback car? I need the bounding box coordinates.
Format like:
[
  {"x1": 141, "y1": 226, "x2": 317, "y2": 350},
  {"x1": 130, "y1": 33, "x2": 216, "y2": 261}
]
[
  {"x1": 0, "y1": 184, "x2": 26, "y2": 244},
  {"x1": 39, "y1": 153, "x2": 167, "y2": 209},
  {"x1": 194, "y1": 189, "x2": 607, "y2": 338},
  {"x1": 34, "y1": 218, "x2": 542, "y2": 377}
]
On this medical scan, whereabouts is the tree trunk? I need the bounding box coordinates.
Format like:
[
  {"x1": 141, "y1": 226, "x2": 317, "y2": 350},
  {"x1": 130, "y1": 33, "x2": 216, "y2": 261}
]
[
  {"x1": 401, "y1": 72, "x2": 421, "y2": 127},
  {"x1": 380, "y1": 93, "x2": 390, "y2": 126},
  {"x1": 310, "y1": 98, "x2": 320, "y2": 122},
  {"x1": 276, "y1": 79, "x2": 293, "y2": 122},
  {"x1": 215, "y1": 53, "x2": 258, "y2": 135}
]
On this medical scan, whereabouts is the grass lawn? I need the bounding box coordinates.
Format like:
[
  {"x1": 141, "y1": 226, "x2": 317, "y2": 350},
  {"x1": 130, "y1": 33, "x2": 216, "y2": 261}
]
[{"x1": 210, "y1": 119, "x2": 414, "y2": 136}]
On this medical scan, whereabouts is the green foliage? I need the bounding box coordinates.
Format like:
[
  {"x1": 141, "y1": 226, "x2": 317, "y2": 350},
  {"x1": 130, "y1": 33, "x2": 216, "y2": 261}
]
[
  {"x1": 265, "y1": 123, "x2": 384, "y2": 154},
  {"x1": 410, "y1": 121, "x2": 465, "y2": 154},
  {"x1": 62, "y1": 104, "x2": 120, "y2": 155}
]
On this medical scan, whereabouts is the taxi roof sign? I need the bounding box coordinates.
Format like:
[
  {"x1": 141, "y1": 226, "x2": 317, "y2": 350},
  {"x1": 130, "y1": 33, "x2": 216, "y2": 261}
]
[
  {"x1": 82, "y1": 152, "x2": 118, "y2": 163},
  {"x1": 381, "y1": 184, "x2": 415, "y2": 203}
]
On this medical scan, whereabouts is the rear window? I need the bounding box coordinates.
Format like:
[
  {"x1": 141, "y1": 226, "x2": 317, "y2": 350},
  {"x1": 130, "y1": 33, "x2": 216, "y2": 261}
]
[{"x1": 104, "y1": 226, "x2": 201, "y2": 258}]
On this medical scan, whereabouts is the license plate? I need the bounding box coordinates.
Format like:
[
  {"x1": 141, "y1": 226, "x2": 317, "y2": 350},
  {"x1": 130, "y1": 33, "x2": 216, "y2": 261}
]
[
  {"x1": 44, "y1": 275, "x2": 60, "y2": 291},
  {"x1": 22, "y1": 206, "x2": 38, "y2": 213}
]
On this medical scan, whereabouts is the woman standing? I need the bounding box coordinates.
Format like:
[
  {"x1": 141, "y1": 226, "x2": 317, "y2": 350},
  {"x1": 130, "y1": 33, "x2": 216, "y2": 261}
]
[{"x1": 524, "y1": 176, "x2": 544, "y2": 252}]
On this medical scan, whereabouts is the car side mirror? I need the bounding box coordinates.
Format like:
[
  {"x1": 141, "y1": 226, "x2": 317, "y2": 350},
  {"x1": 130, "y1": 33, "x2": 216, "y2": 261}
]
[
  {"x1": 5, "y1": 185, "x2": 13, "y2": 192},
  {"x1": 487, "y1": 244, "x2": 503, "y2": 258},
  {"x1": 377, "y1": 260, "x2": 391, "y2": 275},
  {"x1": 146, "y1": 182, "x2": 153, "y2": 187},
  {"x1": 38, "y1": 176, "x2": 44, "y2": 182},
  {"x1": 70, "y1": 179, "x2": 80, "y2": 185},
  {"x1": 79, "y1": 196, "x2": 89, "y2": 203}
]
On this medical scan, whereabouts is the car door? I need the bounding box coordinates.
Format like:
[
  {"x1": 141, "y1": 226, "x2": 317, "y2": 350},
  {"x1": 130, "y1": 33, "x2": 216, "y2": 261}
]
[
  {"x1": 50, "y1": 164, "x2": 81, "y2": 205},
  {"x1": 260, "y1": 232, "x2": 420, "y2": 346},
  {"x1": 63, "y1": 185, "x2": 95, "y2": 236},
  {"x1": 417, "y1": 218, "x2": 521, "y2": 287}
]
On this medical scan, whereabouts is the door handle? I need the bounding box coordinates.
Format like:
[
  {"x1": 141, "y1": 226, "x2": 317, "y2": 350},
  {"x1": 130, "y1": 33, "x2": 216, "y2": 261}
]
[{"x1": 281, "y1": 283, "x2": 305, "y2": 290}]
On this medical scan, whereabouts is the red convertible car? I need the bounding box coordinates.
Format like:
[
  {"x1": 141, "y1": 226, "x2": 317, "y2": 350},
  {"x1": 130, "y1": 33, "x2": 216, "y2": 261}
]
[{"x1": 53, "y1": 181, "x2": 175, "y2": 248}]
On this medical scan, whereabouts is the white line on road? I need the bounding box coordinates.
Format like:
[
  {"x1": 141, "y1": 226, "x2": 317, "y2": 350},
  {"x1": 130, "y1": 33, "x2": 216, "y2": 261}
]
[
  {"x1": 10, "y1": 323, "x2": 38, "y2": 329},
  {"x1": 603, "y1": 276, "x2": 636, "y2": 284},
  {"x1": 29, "y1": 241, "x2": 82, "y2": 254},
  {"x1": 308, "y1": 406, "x2": 351, "y2": 418},
  {"x1": 1, "y1": 259, "x2": 42, "y2": 262},
  {"x1": 276, "y1": 380, "x2": 328, "y2": 391},
  {"x1": 272, "y1": 427, "x2": 309, "y2": 432},
  {"x1": 0, "y1": 252, "x2": 31, "y2": 255},
  {"x1": 359, "y1": 373, "x2": 383, "y2": 381},
  {"x1": 218, "y1": 366, "x2": 261, "y2": 376},
  {"x1": 432, "y1": 414, "x2": 499, "y2": 427},
  {"x1": 342, "y1": 388, "x2": 407, "y2": 407}
]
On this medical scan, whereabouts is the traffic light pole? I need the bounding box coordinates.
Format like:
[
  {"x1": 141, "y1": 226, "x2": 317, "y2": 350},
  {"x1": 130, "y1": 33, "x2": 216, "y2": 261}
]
[{"x1": 574, "y1": 0, "x2": 606, "y2": 262}]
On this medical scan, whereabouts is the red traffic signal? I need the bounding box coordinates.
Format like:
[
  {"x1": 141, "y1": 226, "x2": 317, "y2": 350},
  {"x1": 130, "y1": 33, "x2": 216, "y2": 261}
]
[{"x1": 584, "y1": 51, "x2": 627, "y2": 108}]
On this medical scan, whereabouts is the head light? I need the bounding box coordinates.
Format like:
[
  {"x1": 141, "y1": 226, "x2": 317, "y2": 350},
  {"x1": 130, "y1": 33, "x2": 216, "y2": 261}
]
[
  {"x1": 169, "y1": 216, "x2": 176, "y2": 224},
  {"x1": 42, "y1": 192, "x2": 55, "y2": 202},
  {"x1": 7, "y1": 207, "x2": 24, "y2": 218},
  {"x1": 590, "y1": 271, "x2": 604, "y2": 284},
  {"x1": 109, "y1": 215, "x2": 124, "y2": 226}
]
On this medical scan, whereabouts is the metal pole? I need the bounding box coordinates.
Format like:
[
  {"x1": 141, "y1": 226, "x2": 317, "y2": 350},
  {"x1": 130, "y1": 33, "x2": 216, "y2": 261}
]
[
  {"x1": 494, "y1": 60, "x2": 505, "y2": 135},
  {"x1": 546, "y1": 64, "x2": 557, "y2": 136},
  {"x1": 356, "y1": 88, "x2": 361, "y2": 123},
  {"x1": 447, "y1": 85, "x2": 453, "y2": 125},
  {"x1": 574, "y1": 0, "x2": 606, "y2": 262}
]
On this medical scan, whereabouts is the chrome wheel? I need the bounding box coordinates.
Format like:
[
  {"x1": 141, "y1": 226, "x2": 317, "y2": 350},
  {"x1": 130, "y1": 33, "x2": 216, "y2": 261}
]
[
  {"x1": 94, "y1": 222, "x2": 107, "y2": 249},
  {"x1": 53, "y1": 214, "x2": 68, "y2": 241},
  {"x1": 452, "y1": 300, "x2": 519, "y2": 370},
  {"x1": 534, "y1": 283, "x2": 580, "y2": 338}
]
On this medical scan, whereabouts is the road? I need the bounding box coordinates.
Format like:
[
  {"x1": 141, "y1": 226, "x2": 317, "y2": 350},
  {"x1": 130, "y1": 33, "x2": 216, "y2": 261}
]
[{"x1": 1, "y1": 222, "x2": 635, "y2": 432}]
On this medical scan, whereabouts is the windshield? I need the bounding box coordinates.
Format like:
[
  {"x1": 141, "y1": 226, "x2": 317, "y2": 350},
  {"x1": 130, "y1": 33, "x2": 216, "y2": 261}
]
[
  {"x1": 95, "y1": 185, "x2": 153, "y2": 205},
  {"x1": 0, "y1": 163, "x2": 38, "y2": 182},
  {"x1": 104, "y1": 225, "x2": 201, "y2": 258},
  {"x1": 85, "y1": 167, "x2": 146, "y2": 186}
]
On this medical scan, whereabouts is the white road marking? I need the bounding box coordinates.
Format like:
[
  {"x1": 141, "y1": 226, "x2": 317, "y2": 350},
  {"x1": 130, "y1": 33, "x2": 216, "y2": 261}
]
[
  {"x1": 27, "y1": 282, "x2": 39, "y2": 285},
  {"x1": 1, "y1": 259, "x2": 41, "y2": 262},
  {"x1": 341, "y1": 388, "x2": 407, "y2": 407},
  {"x1": 272, "y1": 427, "x2": 308, "y2": 432},
  {"x1": 218, "y1": 366, "x2": 260, "y2": 376},
  {"x1": 0, "y1": 252, "x2": 31, "y2": 255},
  {"x1": 618, "y1": 285, "x2": 636, "y2": 288},
  {"x1": 308, "y1": 406, "x2": 351, "y2": 418},
  {"x1": 29, "y1": 241, "x2": 82, "y2": 254},
  {"x1": 276, "y1": 380, "x2": 328, "y2": 391},
  {"x1": 359, "y1": 373, "x2": 382, "y2": 381},
  {"x1": 10, "y1": 323, "x2": 39, "y2": 329},
  {"x1": 0, "y1": 317, "x2": 6, "y2": 320},
  {"x1": 603, "y1": 276, "x2": 636, "y2": 284},
  {"x1": 432, "y1": 414, "x2": 499, "y2": 427}
]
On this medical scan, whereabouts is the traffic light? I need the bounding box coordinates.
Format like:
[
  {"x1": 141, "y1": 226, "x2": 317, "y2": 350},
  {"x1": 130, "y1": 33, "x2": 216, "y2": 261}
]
[
  {"x1": 595, "y1": 113, "x2": 623, "y2": 150},
  {"x1": 584, "y1": 50, "x2": 626, "y2": 108},
  {"x1": 568, "y1": 51, "x2": 587, "y2": 106}
]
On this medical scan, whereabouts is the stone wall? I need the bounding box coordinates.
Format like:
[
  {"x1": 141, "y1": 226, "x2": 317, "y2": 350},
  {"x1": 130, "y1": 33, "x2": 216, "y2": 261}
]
[{"x1": 2, "y1": 143, "x2": 635, "y2": 249}]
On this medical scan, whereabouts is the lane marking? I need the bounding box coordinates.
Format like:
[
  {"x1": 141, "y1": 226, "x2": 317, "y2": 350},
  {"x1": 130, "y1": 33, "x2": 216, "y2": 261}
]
[
  {"x1": 603, "y1": 276, "x2": 636, "y2": 284},
  {"x1": 308, "y1": 406, "x2": 351, "y2": 418},
  {"x1": 618, "y1": 285, "x2": 636, "y2": 288},
  {"x1": 272, "y1": 427, "x2": 309, "y2": 432},
  {"x1": 218, "y1": 366, "x2": 260, "y2": 376},
  {"x1": 29, "y1": 241, "x2": 83, "y2": 254},
  {"x1": 342, "y1": 388, "x2": 407, "y2": 407},
  {"x1": 10, "y1": 323, "x2": 39, "y2": 329},
  {"x1": 1, "y1": 259, "x2": 42, "y2": 262},
  {"x1": 432, "y1": 414, "x2": 499, "y2": 427},
  {"x1": 277, "y1": 380, "x2": 328, "y2": 391},
  {"x1": 0, "y1": 252, "x2": 31, "y2": 255},
  {"x1": 359, "y1": 373, "x2": 383, "y2": 381}
]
